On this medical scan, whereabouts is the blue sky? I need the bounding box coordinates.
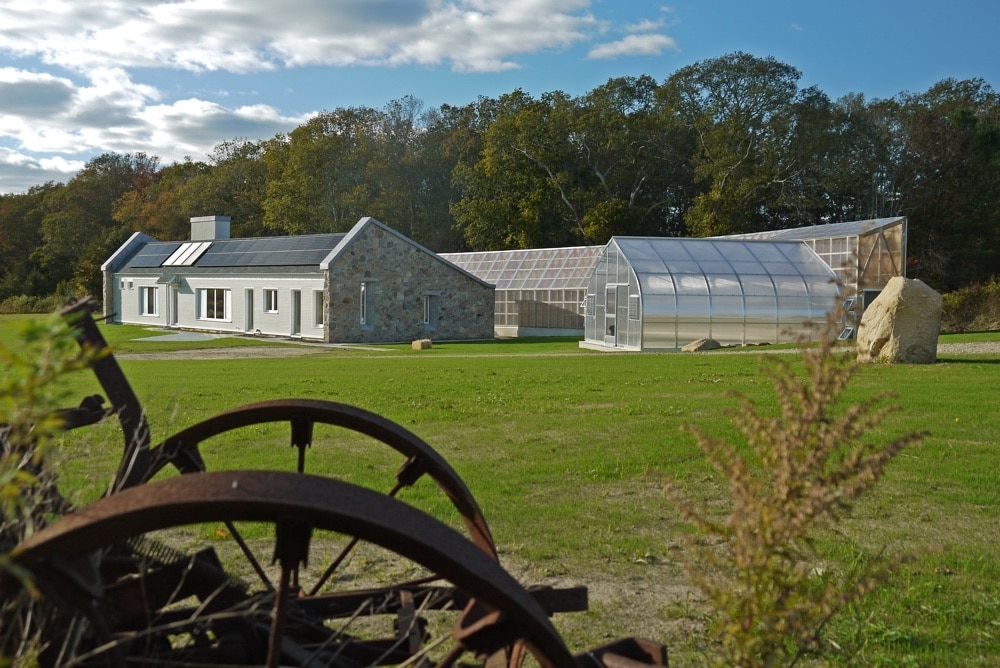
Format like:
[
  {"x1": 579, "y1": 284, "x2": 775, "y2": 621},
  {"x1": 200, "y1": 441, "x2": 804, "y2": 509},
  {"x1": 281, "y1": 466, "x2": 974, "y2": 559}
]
[{"x1": 1, "y1": 0, "x2": 997, "y2": 194}]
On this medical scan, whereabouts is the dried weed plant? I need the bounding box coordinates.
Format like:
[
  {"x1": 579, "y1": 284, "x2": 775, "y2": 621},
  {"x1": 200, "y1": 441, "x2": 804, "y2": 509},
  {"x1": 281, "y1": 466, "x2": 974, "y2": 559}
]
[{"x1": 666, "y1": 304, "x2": 927, "y2": 667}]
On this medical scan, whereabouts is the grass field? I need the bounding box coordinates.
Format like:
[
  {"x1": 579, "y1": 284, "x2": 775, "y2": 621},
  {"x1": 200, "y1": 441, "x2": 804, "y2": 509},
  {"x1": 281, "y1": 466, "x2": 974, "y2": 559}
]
[{"x1": 2, "y1": 315, "x2": 998, "y2": 665}]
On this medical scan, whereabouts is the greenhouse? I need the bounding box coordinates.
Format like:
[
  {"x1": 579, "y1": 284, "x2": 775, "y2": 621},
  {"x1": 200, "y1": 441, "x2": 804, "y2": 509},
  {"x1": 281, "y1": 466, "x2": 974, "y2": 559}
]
[
  {"x1": 441, "y1": 246, "x2": 603, "y2": 337},
  {"x1": 726, "y1": 217, "x2": 907, "y2": 333},
  {"x1": 581, "y1": 237, "x2": 841, "y2": 351}
]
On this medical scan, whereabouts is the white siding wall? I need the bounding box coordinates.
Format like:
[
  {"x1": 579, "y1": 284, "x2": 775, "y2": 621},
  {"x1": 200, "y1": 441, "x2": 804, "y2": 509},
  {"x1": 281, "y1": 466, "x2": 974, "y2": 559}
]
[{"x1": 114, "y1": 273, "x2": 326, "y2": 339}]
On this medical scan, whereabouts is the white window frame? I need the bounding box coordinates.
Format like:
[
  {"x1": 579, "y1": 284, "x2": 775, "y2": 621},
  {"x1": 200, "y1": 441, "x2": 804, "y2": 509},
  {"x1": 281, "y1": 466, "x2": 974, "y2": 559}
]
[
  {"x1": 199, "y1": 288, "x2": 231, "y2": 321},
  {"x1": 359, "y1": 283, "x2": 368, "y2": 325},
  {"x1": 422, "y1": 293, "x2": 440, "y2": 327},
  {"x1": 140, "y1": 286, "x2": 158, "y2": 316},
  {"x1": 264, "y1": 288, "x2": 279, "y2": 313},
  {"x1": 313, "y1": 290, "x2": 324, "y2": 327}
]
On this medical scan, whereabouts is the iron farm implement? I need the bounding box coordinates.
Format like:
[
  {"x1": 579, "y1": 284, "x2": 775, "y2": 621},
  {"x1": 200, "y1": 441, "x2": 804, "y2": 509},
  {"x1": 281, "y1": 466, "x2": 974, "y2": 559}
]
[{"x1": 1, "y1": 298, "x2": 668, "y2": 667}]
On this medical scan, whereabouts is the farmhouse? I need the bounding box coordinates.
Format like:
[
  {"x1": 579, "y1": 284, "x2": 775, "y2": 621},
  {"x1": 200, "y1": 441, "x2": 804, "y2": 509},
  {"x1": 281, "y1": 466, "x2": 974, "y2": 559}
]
[
  {"x1": 580, "y1": 237, "x2": 841, "y2": 352},
  {"x1": 102, "y1": 216, "x2": 494, "y2": 343}
]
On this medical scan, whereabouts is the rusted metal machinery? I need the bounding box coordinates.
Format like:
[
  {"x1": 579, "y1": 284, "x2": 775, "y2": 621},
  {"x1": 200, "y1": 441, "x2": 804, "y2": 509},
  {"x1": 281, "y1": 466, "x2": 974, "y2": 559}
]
[{"x1": 1, "y1": 298, "x2": 668, "y2": 667}]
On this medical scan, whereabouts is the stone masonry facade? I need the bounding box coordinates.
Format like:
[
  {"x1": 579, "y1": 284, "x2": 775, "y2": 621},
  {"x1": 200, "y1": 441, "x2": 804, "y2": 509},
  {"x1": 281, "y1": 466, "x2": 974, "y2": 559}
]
[{"x1": 325, "y1": 223, "x2": 494, "y2": 343}]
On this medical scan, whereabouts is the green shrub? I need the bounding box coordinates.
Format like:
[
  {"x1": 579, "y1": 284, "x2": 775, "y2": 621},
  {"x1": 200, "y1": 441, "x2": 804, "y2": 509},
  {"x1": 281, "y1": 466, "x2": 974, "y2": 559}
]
[
  {"x1": 941, "y1": 278, "x2": 1000, "y2": 333},
  {"x1": 0, "y1": 295, "x2": 70, "y2": 315},
  {"x1": 665, "y1": 311, "x2": 926, "y2": 667}
]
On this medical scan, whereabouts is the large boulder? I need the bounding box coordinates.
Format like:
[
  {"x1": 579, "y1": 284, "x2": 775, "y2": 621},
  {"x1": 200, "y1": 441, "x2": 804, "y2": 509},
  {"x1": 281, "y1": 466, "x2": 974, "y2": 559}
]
[{"x1": 856, "y1": 277, "x2": 942, "y2": 364}]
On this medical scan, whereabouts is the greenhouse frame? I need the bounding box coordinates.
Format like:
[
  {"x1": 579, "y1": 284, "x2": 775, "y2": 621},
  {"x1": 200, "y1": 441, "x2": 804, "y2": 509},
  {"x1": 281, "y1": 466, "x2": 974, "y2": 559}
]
[
  {"x1": 580, "y1": 237, "x2": 841, "y2": 352},
  {"x1": 440, "y1": 246, "x2": 603, "y2": 337}
]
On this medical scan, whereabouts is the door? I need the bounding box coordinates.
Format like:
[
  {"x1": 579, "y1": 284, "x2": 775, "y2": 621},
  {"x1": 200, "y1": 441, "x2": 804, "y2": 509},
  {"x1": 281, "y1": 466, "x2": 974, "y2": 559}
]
[
  {"x1": 291, "y1": 290, "x2": 301, "y2": 336},
  {"x1": 245, "y1": 289, "x2": 254, "y2": 332},
  {"x1": 604, "y1": 285, "x2": 618, "y2": 347},
  {"x1": 168, "y1": 287, "x2": 178, "y2": 326}
]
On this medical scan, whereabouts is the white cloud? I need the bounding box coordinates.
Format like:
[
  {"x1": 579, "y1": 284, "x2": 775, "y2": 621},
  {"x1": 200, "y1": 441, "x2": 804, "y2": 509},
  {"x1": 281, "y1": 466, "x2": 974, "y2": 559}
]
[
  {"x1": 0, "y1": 0, "x2": 613, "y2": 192},
  {"x1": 588, "y1": 34, "x2": 679, "y2": 60},
  {"x1": 0, "y1": 145, "x2": 83, "y2": 192},
  {"x1": 0, "y1": 0, "x2": 601, "y2": 74}
]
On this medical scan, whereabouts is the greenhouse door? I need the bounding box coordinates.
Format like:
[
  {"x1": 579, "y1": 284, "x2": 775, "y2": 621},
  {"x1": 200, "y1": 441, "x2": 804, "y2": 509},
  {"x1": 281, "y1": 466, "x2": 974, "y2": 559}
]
[{"x1": 605, "y1": 285, "x2": 623, "y2": 347}]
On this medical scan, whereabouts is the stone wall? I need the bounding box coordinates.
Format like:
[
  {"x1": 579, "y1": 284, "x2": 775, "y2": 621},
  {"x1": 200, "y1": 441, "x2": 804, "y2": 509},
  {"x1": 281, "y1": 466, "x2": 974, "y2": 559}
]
[{"x1": 326, "y1": 222, "x2": 494, "y2": 343}]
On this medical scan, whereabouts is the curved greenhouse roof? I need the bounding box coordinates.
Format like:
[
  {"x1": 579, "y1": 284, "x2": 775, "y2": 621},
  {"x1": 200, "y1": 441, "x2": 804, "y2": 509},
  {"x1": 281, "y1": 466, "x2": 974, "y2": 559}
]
[{"x1": 583, "y1": 237, "x2": 841, "y2": 351}]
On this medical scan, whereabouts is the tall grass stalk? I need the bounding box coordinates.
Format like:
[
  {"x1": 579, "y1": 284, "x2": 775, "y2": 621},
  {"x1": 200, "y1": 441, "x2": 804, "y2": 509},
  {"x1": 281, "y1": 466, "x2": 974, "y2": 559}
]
[{"x1": 665, "y1": 309, "x2": 927, "y2": 667}]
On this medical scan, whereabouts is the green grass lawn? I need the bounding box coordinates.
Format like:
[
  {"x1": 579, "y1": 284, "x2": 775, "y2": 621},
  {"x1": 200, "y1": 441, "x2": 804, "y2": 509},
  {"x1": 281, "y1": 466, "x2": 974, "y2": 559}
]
[{"x1": 3, "y1": 314, "x2": 999, "y2": 665}]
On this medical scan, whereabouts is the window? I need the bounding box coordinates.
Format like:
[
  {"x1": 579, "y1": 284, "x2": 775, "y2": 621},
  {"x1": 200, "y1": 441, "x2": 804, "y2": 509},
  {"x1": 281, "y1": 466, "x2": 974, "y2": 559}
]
[
  {"x1": 313, "y1": 291, "x2": 324, "y2": 327},
  {"x1": 359, "y1": 283, "x2": 368, "y2": 325},
  {"x1": 264, "y1": 289, "x2": 278, "y2": 313},
  {"x1": 200, "y1": 288, "x2": 230, "y2": 321},
  {"x1": 422, "y1": 294, "x2": 439, "y2": 326},
  {"x1": 628, "y1": 295, "x2": 640, "y2": 320},
  {"x1": 140, "y1": 286, "x2": 158, "y2": 316}
]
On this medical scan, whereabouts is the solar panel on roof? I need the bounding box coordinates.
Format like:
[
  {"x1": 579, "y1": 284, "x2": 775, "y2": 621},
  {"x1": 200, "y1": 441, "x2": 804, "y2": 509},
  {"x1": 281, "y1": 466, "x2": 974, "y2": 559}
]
[{"x1": 128, "y1": 242, "x2": 182, "y2": 268}]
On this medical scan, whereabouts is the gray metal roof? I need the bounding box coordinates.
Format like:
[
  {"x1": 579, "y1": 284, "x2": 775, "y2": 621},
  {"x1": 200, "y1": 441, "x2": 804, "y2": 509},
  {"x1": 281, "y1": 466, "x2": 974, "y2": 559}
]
[
  {"x1": 122, "y1": 233, "x2": 347, "y2": 270},
  {"x1": 440, "y1": 246, "x2": 604, "y2": 290},
  {"x1": 722, "y1": 217, "x2": 905, "y2": 242}
]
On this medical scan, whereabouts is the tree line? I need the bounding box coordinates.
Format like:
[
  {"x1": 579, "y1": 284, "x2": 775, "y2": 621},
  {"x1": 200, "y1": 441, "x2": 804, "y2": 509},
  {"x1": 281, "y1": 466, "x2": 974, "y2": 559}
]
[{"x1": 1, "y1": 52, "x2": 997, "y2": 304}]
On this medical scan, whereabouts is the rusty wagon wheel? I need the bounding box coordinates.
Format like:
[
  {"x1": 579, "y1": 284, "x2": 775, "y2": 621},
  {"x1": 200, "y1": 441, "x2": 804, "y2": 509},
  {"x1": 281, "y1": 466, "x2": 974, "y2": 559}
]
[
  {"x1": 138, "y1": 399, "x2": 500, "y2": 595},
  {"x1": 7, "y1": 471, "x2": 578, "y2": 668}
]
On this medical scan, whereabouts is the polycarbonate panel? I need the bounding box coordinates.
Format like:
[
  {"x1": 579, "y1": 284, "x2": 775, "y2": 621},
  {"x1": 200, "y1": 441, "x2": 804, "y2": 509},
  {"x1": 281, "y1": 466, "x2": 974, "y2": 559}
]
[
  {"x1": 685, "y1": 243, "x2": 726, "y2": 262},
  {"x1": 676, "y1": 295, "x2": 709, "y2": 318},
  {"x1": 711, "y1": 295, "x2": 744, "y2": 316},
  {"x1": 640, "y1": 274, "x2": 676, "y2": 294},
  {"x1": 739, "y1": 275, "x2": 776, "y2": 295},
  {"x1": 727, "y1": 260, "x2": 765, "y2": 275},
  {"x1": 674, "y1": 274, "x2": 709, "y2": 295},
  {"x1": 745, "y1": 322, "x2": 778, "y2": 341},
  {"x1": 664, "y1": 261, "x2": 704, "y2": 275},
  {"x1": 640, "y1": 294, "x2": 677, "y2": 315},
  {"x1": 708, "y1": 275, "x2": 742, "y2": 294},
  {"x1": 773, "y1": 276, "x2": 810, "y2": 295},
  {"x1": 641, "y1": 319, "x2": 678, "y2": 349},
  {"x1": 745, "y1": 296, "x2": 778, "y2": 319}
]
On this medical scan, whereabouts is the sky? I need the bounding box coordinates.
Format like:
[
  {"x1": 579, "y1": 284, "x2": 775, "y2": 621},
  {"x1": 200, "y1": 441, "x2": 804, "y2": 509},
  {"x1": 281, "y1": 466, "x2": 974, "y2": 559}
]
[{"x1": 0, "y1": 0, "x2": 997, "y2": 195}]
